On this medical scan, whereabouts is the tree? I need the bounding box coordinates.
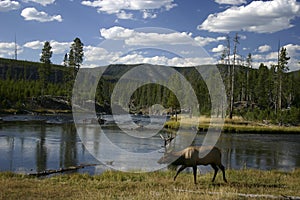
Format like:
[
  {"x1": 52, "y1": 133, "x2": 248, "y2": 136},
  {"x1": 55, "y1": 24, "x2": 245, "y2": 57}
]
[
  {"x1": 277, "y1": 47, "x2": 290, "y2": 112},
  {"x1": 246, "y1": 53, "x2": 252, "y2": 102},
  {"x1": 69, "y1": 37, "x2": 84, "y2": 77},
  {"x1": 229, "y1": 33, "x2": 240, "y2": 119},
  {"x1": 63, "y1": 53, "x2": 68, "y2": 67},
  {"x1": 256, "y1": 64, "x2": 269, "y2": 109},
  {"x1": 39, "y1": 41, "x2": 52, "y2": 95},
  {"x1": 40, "y1": 41, "x2": 52, "y2": 64}
]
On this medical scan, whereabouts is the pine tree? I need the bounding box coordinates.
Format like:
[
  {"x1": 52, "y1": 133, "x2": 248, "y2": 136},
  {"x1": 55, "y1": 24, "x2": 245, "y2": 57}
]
[
  {"x1": 63, "y1": 53, "x2": 68, "y2": 67},
  {"x1": 69, "y1": 38, "x2": 84, "y2": 78},
  {"x1": 277, "y1": 47, "x2": 290, "y2": 112},
  {"x1": 246, "y1": 53, "x2": 252, "y2": 102},
  {"x1": 256, "y1": 64, "x2": 269, "y2": 109},
  {"x1": 39, "y1": 41, "x2": 52, "y2": 95},
  {"x1": 40, "y1": 41, "x2": 52, "y2": 64}
]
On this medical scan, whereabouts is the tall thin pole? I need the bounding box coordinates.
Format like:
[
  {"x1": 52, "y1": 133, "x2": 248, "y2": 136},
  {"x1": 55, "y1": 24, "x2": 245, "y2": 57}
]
[{"x1": 14, "y1": 34, "x2": 17, "y2": 60}]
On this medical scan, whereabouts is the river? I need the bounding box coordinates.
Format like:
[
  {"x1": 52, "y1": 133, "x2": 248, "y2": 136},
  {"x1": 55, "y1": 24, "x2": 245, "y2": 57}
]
[{"x1": 0, "y1": 114, "x2": 299, "y2": 175}]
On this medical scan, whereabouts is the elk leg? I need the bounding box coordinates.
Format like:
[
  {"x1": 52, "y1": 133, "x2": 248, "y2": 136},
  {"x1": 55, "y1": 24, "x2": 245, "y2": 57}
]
[
  {"x1": 219, "y1": 164, "x2": 227, "y2": 183},
  {"x1": 211, "y1": 164, "x2": 219, "y2": 182},
  {"x1": 192, "y1": 166, "x2": 197, "y2": 184},
  {"x1": 174, "y1": 165, "x2": 186, "y2": 181}
]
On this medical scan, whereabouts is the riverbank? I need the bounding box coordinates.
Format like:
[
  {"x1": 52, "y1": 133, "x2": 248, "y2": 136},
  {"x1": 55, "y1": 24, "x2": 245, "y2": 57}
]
[
  {"x1": 164, "y1": 115, "x2": 300, "y2": 134},
  {"x1": 1, "y1": 169, "x2": 299, "y2": 199}
]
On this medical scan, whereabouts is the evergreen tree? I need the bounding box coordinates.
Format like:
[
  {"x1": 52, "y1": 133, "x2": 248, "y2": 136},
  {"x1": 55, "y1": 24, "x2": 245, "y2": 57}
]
[
  {"x1": 63, "y1": 53, "x2": 68, "y2": 67},
  {"x1": 256, "y1": 64, "x2": 269, "y2": 109},
  {"x1": 69, "y1": 38, "x2": 84, "y2": 77},
  {"x1": 246, "y1": 53, "x2": 252, "y2": 102},
  {"x1": 40, "y1": 41, "x2": 52, "y2": 64},
  {"x1": 39, "y1": 41, "x2": 52, "y2": 95},
  {"x1": 277, "y1": 47, "x2": 290, "y2": 112}
]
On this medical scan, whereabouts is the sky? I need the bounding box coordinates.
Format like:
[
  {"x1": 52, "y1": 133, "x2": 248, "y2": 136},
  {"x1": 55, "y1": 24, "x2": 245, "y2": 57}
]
[{"x1": 0, "y1": 0, "x2": 300, "y2": 71}]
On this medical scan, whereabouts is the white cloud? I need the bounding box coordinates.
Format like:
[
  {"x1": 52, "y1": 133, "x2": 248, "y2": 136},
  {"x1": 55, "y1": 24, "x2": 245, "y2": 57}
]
[
  {"x1": 21, "y1": 7, "x2": 62, "y2": 22},
  {"x1": 194, "y1": 36, "x2": 226, "y2": 46},
  {"x1": 251, "y1": 44, "x2": 300, "y2": 71},
  {"x1": 116, "y1": 10, "x2": 133, "y2": 19},
  {"x1": 211, "y1": 44, "x2": 225, "y2": 53},
  {"x1": 0, "y1": 0, "x2": 20, "y2": 12},
  {"x1": 284, "y1": 44, "x2": 300, "y2": 71},
  {"x1": 24, "y1": 40, "x2": 44, "y2": 49},
  {"x1": 50, "y1": 41, "x2": 71, "y2": 54},
  {"x1": 84, "y1": 45, "x2": 121, "y2": 63},
  {"x1": 100, "y1": 26, "x2": 192, "y2": 46},
  {"x1": 100, "y1": 26, "x2": 225, "y2": 47},
  {"x1": 265, "y1": 52, "x2": 278, "y2": 60},
  {"x1": 215, "y1": 0, "x2": 246, "y2": 5},
  {"x1": 258, "y1": 45, "x2": 272, "y2": 53},
  {"x1": 0, "y1": 42, "x2": 22, "y2": 57},
  {"x1": 22, "y1": 0, "x2": 55, "y2": 6},
  {"x1": 24, "y1": 40, "x2": 70, "y2": 54},
  {"x1": 199, "y1": 0, "x2": 300, "y2": 33},
  {"x1": 81, "y1": 0, "x2": 176, "y2": 19},
  {"x1": 82, "y1": 44, "x2": 215, "y2": 67},
  {"x1": 114, "y1": 53, "x2": 215, "y2": 67},
  {"x1": 142, "y1": 10, "x2": 157, "y2": 19}
]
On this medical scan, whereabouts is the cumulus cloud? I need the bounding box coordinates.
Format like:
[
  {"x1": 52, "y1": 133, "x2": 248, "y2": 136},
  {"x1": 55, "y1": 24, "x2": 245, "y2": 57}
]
[
  {"x1": 194, "y1": 36, "x2": 226, "y2": 46},
  {"x1": 199, "y1": 0, "x2": 300, "y2": 33},
  {"x1": 100, "y1": 26, "x2": 192, "y2": 46},
  {"x1": 215, "y1": 0, "x2": 246, "y2": 5},
  {"x1": 258, "y1": 45, "x2": 272, "y2": 53},
  {"x1": 142, "y1": 10, "x2": 157, "y2": 19},
  {"x1": 21, "y1": 7, "x2": 62, "y2": 22},
  {"x1": 84, "y1": 45, "x2": 121, "y2": 63},
  {"x1": 82, "y1": 45, "x2": 215, "y2": 67},
  {"x1": 114, "y1": 53, "x2": 215, "y2": 67},
  {"x1": 0, "y1": 0, "x2": 20, "y2": 12},
  {"x1": 24, "y1": 40, "x2": 70, "y2": 54},
  {"x1": 0, "y1": 42, "x2": 22, "y2": 57},
  {"x1": 24, "y1": 40, "x2": 44, "y2": 49},
  {"x1": 100, "y1": 26, "x2": 225, "y2": 47},
  {"x1": 116, "y1": 10, "x2": 133, "y2": 19},
  {"x1": 284, "y1": 44, "x2": 300, "y2": 71},
  {"x1": 251, "y1": 44, "x2": 300, "y2": 71},
  {"x1": 211, "y1": 44, "x2": 226, "y2": 53},
  {"x1": 22, "y1": 0, "x2": 55, "y2": 6},
  {"x1": 81, "y1": 0, "x2": 176, "y2": 19}
]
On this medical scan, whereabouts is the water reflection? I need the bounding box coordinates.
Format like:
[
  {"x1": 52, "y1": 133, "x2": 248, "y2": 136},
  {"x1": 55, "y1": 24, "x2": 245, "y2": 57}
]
[
  {"x1": 0, "y1": 118, "x2": 299, "y2": 174},
  {"x1": 216, "y1": 134, "x2": 300, "y2": 171},
  {"x1": 0, "y1": 122, "x2": 96, "y2": 174}
]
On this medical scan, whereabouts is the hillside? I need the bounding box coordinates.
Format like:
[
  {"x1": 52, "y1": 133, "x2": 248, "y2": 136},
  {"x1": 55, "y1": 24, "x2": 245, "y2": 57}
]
[{"x1": 0, "y1": 58, "x2": 299, "y2": 125}]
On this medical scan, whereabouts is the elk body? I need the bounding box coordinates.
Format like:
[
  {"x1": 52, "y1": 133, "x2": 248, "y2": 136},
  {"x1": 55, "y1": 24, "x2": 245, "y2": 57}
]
[{"x1": 158, "y1": 138, "x2": 227, "y2": 184}]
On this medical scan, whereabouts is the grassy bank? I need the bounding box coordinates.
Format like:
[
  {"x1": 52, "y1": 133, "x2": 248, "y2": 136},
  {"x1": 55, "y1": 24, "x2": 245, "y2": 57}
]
[
  {"x1": 164, "y1": 115, "x2": 300, "y2": 133},
  {"x1": 1, "y1": 169, "x2": 299, "y2": 199}
]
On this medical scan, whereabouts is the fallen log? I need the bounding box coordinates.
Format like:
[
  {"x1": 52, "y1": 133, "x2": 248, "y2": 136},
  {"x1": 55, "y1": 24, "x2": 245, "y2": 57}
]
[{"x1": 28, "y1": 163, "x2": 98, "y2": 177}]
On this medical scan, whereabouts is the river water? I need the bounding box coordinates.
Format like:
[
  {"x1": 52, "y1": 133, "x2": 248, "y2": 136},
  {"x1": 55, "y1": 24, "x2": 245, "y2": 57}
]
[{"x1": 0, "y1": 114, "x2": 299, "y2": 175}]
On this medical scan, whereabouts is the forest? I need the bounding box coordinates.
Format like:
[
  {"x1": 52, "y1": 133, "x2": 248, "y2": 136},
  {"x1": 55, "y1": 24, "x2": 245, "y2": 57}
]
[{"x1": 0, "y1": 56, "x2": 299, "y2": 125}]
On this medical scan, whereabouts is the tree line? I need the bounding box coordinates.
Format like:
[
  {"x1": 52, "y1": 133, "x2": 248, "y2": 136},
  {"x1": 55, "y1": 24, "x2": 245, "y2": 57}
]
[{"x1": 0, "y1": 35, "x2": 299, "y2": 125}]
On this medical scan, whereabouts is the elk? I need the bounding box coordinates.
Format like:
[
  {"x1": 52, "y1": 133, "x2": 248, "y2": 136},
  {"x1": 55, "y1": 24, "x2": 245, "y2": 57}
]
[{"x1": 158, "y1": 136, "x2": 227, "y2": 184}]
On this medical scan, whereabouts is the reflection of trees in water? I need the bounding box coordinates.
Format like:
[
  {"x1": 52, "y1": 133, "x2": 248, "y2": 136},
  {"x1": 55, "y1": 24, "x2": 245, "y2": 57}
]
[
  {"x1": 220, "y1": 135, "x2": 300, "y2": 170},
  {"x1": 59, "y1": 124, "x2": 77, "y2": 168},
  {"x1": 36, "y1": 124, "x2": 47, "y2": 172}
]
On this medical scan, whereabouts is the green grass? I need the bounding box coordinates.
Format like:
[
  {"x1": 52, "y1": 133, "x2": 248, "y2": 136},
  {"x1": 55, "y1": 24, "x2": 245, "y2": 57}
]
[{"x1": 1, "y1": 169, "x2": 299, "y2": 199}]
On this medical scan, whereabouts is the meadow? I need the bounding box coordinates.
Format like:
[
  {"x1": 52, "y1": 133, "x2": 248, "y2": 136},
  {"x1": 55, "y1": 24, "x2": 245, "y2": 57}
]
[{"x1": 1, "y1": 169, "x2": 300, "y2": 200}]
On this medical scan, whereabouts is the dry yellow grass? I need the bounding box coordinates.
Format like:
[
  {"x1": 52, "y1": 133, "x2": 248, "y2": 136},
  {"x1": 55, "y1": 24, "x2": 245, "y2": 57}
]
[
  {"x1": 165, "y1": 114, "x2": 300, "y2": 133},
  {"x1": 1, "y1": 169, "x2": 300, "y2": 200}
]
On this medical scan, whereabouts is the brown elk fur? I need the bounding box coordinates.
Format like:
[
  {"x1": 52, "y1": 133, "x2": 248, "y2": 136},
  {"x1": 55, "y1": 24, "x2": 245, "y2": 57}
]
[{"x1": 158, "y1": 146, "x2": 227, "y2": 184}]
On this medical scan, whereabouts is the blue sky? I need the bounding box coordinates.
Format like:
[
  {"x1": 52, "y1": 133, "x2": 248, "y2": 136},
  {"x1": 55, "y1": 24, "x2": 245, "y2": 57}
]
[{"x1": 0, "y1": 0, "x2": 300, "y2": 71}]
